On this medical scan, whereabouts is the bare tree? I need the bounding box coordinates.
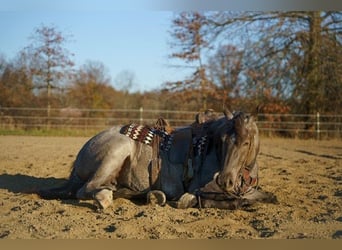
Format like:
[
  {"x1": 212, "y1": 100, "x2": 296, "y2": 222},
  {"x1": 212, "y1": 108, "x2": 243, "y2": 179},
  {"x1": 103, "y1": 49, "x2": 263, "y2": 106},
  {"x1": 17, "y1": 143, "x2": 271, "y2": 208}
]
[
  {"x1": 168, "y1": 12, "x2": 213, "y2": 109},
  {"x1": 169, "y1": 11, "x2": 342, "y2": 114},
  {"x1": 208, "y1": 11, "x2": 342, "y2": 113},
  {"x1": 23, "y1": 24, "x2": 74, "y2": 116},
  {"x1": 207, "y1": 44, "x2": 243, "y2": 105}
]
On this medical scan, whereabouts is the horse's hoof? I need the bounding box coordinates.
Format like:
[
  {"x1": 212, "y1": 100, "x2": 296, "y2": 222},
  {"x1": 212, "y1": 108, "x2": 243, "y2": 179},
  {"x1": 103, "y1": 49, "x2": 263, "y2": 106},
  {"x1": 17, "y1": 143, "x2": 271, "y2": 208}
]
[
  {"x1": 94, "y1": 189, "x2": 113, "y2": 210},
  {"x1": 177, "y1": 193, "x2": 197, "y2": 209},
  {"x1": 147, "y1": 190, "x2": 166, "y2": 206}
]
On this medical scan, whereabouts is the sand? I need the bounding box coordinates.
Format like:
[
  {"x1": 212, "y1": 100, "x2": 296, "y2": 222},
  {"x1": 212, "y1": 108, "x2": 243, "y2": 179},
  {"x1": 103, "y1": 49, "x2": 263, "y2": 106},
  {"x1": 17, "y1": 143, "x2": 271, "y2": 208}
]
[{"x1": 0, "y1": 135, "x2": 341, "y2": 239}]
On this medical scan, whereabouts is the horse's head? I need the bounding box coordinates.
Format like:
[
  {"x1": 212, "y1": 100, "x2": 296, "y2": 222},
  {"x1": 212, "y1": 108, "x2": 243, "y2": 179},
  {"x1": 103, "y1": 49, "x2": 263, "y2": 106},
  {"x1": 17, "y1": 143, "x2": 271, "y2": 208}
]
[{"x1": 214, "y1": 109, "x2": 260, "y2": 195}]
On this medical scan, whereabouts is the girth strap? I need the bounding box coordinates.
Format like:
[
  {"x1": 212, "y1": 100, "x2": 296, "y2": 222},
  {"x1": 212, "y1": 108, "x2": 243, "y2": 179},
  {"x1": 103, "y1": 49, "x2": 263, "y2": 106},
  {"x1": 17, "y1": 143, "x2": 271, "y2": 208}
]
[{"x1": 149, "y1": 118, "x2": 172, "y2": 189}]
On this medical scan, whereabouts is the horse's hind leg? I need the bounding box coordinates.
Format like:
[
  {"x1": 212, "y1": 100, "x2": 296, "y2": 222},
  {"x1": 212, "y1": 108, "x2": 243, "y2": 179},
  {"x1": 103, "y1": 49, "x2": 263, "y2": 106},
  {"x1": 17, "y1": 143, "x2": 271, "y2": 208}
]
[
  {"x1": 93, "y1": 189, "x2": 113, "y2": 209},
  {"x1": 75, "y1": 161, "x2": 123, "y2": 209},
  {"x1": 76, "y1": 183, "x2": 114, "y2": 210}
]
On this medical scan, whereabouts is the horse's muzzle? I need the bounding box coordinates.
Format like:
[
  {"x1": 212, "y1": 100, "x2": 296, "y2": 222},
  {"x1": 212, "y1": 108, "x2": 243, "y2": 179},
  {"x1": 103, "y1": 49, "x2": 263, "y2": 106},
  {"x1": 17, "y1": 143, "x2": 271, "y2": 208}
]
[{"x1": 215, "y1": 172, "x2": 236, "y2": 194}]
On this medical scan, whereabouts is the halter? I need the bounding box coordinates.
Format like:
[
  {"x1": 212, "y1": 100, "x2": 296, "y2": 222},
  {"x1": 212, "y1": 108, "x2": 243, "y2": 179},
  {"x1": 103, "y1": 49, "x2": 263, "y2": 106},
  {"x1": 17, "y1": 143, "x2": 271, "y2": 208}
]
[
  {"x1": 195, "y1": 129, "x2": 259, "y2": 208},
  {"x1": 233, "y1": 133, "x2": 259, "y2": 195}
]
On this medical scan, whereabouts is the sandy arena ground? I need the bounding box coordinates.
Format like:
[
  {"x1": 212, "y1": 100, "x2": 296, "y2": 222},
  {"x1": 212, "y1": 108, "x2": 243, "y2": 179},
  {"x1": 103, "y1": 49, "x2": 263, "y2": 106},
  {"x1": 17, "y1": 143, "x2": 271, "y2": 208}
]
[{"x1": 0, "y1": 135, "x2": 341, "y2": 239}]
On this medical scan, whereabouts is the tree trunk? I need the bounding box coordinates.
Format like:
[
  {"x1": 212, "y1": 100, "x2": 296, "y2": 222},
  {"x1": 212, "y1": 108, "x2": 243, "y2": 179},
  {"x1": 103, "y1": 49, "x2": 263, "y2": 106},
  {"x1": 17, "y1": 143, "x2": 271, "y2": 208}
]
[{"x1": 304, "y1": 11, "x2": 323, "y2": 114}]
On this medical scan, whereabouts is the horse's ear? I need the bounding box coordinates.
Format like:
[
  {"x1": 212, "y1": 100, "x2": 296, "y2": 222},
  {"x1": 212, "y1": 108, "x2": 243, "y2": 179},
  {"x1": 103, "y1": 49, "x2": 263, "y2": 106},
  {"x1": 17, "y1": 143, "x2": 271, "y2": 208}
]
[
  {"x1": 249, "y1": 104, "x2": 262, "y2": 122},
  {"x1": 223, "y1": 105, "x2": 234, "y2": 119}
]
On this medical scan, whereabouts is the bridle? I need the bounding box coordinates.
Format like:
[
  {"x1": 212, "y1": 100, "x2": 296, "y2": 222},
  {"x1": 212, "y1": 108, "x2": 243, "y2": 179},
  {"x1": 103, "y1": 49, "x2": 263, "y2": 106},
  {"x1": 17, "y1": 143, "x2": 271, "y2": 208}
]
[
  {"x1": 233, "y1": 132, "x2": 259, "y2": 195},
  {"x1": 195, "y1": 126, "x2": 259, "y2": 207}
]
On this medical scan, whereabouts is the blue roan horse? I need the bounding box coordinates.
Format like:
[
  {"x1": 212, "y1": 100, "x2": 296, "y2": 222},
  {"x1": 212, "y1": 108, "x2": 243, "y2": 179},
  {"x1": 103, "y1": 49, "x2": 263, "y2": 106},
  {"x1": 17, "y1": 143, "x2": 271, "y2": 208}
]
[{"x1": 38, "y1": 109, "x2": 277, "y2": 210}]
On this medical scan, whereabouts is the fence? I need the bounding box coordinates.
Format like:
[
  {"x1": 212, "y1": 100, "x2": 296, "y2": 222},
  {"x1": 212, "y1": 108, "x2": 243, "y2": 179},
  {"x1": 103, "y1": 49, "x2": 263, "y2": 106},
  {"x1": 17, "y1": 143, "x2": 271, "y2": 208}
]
[{"x1": 0, "y1": 107, "x2": 341, "y2": 139}]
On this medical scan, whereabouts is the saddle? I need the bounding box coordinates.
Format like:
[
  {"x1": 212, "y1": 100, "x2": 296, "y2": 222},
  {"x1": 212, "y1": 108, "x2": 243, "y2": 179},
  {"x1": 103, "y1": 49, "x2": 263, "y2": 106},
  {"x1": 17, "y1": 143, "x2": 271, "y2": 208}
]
[
  {"x1": 119, "y1": 117, "x2": 210, "y2": 189},
  {"x1": 120, "y1": 111, "x2": 260, "y2": 200}
]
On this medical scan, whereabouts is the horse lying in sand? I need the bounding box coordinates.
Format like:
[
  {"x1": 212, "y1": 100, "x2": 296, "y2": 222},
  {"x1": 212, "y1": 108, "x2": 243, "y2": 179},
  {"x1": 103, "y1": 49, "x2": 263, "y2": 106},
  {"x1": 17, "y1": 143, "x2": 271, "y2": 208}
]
[{"x1": 38, "y1": 108, "x2": 277, "y2": 210}]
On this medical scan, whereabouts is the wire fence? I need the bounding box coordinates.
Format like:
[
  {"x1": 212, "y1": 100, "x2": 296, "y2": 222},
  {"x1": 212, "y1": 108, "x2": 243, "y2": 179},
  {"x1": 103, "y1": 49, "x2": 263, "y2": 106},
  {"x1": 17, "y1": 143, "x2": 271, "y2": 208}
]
[{"x1": 1, "y1": 107, "x2": 341, "y2": 139}]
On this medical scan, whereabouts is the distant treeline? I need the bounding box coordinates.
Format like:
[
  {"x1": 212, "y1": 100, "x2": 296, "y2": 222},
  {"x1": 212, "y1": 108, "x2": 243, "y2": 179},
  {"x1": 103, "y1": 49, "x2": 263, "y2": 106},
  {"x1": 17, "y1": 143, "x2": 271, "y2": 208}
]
[{"x1": 1, "y1": 11, "x2": 342, "y2": 117}]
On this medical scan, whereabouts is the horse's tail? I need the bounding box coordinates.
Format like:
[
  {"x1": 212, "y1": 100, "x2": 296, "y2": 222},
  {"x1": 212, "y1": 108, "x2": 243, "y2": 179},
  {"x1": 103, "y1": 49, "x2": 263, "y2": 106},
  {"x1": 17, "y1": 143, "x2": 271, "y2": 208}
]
[{"x1": 37, "y1": 163, "x2": 84, "y2": 200}]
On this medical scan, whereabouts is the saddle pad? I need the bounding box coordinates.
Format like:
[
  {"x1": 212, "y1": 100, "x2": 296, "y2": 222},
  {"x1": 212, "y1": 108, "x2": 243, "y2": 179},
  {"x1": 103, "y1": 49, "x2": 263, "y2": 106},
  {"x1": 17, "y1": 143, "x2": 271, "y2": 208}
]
[
  {"x1": 120, "y1": 123, "x2": 172, "y2": 149},
  {"x1": 120, "y1": 123, "x2": 154, "y2": 146}
]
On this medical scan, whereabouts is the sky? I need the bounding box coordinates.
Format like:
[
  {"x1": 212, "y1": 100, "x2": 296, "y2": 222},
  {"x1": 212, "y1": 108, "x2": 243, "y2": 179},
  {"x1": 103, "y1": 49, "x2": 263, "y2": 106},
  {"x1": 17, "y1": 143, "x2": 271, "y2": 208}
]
[
  {"x1": 0, "y1": 2, "x2": 190, "y2": 92},
  {"x1": 1, "y1": 1, "x2": 339, "y2": 92}
]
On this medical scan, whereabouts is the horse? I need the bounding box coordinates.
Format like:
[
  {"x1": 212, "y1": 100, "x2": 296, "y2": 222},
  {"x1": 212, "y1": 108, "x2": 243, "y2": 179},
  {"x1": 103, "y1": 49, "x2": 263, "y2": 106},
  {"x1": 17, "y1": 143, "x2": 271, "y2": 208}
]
[{"x1": 38, "y1": 108, "x2": 277, "y2": 210}]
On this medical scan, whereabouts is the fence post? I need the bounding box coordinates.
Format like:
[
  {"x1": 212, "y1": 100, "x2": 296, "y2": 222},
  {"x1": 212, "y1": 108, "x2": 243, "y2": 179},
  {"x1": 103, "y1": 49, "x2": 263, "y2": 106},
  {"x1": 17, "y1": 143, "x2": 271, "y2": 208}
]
[
  {"x1": 316, "y1": 111, "x2": 320, "y2": 140},
  {"x1": 139, "y1": 107, "x2": 143, "y2": 124}
]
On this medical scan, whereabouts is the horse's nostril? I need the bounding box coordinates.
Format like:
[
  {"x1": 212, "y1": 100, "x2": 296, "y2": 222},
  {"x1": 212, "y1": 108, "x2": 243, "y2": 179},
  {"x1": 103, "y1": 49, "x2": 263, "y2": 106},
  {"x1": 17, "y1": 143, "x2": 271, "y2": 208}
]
[
  {"x1": 228, "y1": 179, "x2": 234, "y2": 189},
  {"x1": 223, "y1": 177, "x2": 234, "y2": 189}
]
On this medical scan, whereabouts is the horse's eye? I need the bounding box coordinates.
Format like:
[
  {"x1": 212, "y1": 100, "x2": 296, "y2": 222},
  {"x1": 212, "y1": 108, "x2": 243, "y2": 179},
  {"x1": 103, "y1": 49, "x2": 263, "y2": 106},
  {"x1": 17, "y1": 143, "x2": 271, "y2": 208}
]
[
  {"x1": 229, "y1": 134, "x2": 236, "y2": 143},
  {"x1": 243, "y1": 141, "x2": 250, "y2": 146}
]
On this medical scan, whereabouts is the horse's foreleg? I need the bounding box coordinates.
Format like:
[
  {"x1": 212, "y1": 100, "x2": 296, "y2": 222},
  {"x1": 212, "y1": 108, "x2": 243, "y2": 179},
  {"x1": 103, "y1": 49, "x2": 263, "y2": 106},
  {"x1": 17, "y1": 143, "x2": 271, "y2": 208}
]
[
  {"x1": 146, "y1": 190, "x2": 166, "y2": 206},
  {"x1": 176, "y1": 193, "x2": 198, "y2": 209}
]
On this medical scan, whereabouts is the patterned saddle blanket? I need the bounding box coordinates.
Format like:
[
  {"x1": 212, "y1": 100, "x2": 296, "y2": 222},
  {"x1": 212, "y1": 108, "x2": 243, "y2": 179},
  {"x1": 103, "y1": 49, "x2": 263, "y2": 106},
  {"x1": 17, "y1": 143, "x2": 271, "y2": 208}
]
[
  {"x1": 119, "y1": 123, "x2": 173, "y2": 151},
  {"x1": 119, "y1": 123, "x2": 208, "y2": 157}
]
